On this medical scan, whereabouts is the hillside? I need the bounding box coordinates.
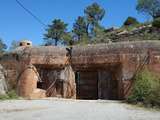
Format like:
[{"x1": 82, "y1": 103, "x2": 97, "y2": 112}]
[{"x1": 94, "y1": 23, "x2": 160, "y2": 44}]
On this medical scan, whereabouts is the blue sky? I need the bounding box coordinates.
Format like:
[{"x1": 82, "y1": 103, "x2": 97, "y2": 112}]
[{"x1": 0, "y1": 0, "x2": 147, "y2": 48}]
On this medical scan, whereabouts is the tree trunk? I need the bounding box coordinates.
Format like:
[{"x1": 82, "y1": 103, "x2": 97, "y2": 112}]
[
  {"x1": 55, "y1": 39, "x2": 58, "y2": 46},
  {"x1": 86, "y1": 23, "x2": 90, "y2": 37}
]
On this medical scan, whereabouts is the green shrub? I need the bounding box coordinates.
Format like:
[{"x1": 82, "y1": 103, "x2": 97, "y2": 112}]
[
  {"x1": 152, "y1": 17, "x2": 160, "y2": 28},
  {"x1": 0, "y1": 94, "x2": 10, "y2": 100},
  {"x1": 145, "y1": 79, "x2": 160, "y2": 106},
  {"x1": 7, "y1": 90, "x2": 19, "y2": 99},
  {"x1": 127, "y1": 69, "x2": 160, "y2": 107},
  {"x1": 0, "y1": 90, "x2": 19, "y2": 100},
  {"x1": 123, "y1": 17, "x2": 139, "y2": 26}
]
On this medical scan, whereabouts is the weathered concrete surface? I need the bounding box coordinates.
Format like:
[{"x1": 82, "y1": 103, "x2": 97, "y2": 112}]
[
  {"x1": 0, "y1": 99, "x2": 159, "y2": 120},
  {"x1": 72, "y1": 41, "x2": 160, "y2": 66}
]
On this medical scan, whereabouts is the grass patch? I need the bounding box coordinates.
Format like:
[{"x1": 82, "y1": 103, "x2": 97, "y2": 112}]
[{"x1": 0, "y1": 90, "x2": 19, "y2": 100}]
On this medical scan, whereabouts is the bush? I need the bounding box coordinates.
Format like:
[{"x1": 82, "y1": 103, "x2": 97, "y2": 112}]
[
  {"x1": 0, "y1": 94, "x2": 10, "y2": 100},
  {"x1": 127, "y1": 69, "x2": 160, "y2": 107},
  {"x1": 152, "y1": 17, "x2": 160, "y2": 28},
  {"x1": 7, "y1": 90, "x2": 19, "y2": 99},
  {"x1": 145, "y1": 79, "x2": 160, "y2": 106},
  {"x1": 123, "y1": 17, "x2": 139, "y2": 26},
  {"x1": 0, "y1": 90, "x2": 19, "y2": 100}
]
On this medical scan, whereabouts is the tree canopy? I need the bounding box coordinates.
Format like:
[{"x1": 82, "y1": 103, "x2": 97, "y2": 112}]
[
  {"x1": 136, "y1": 0, "x2": 160, "y2": 19},
  {"x1": 9, "y1": 40, "x2": 20, "y2": 50},
  {"x1": 44, "y1": 19, "x2": 68, "y2": 46},
  {"x1": 84, "y1": 2, "x2": 105, "y2": 36},
  {"x1": 123, "y1": 17, "x2": 139, "y2": 26},
  {"x1": 71, "y1": 2, "x2": 105, "y2": 44},
  {"x1": 73, "y1": 16, "x2": 88, "y2": 41},
  {"x1": 0, "y1": 38, "x2": 7, "y2": 55},
  {"x1": 84, "y1": 2, "x2": 105, "y2": 25}
]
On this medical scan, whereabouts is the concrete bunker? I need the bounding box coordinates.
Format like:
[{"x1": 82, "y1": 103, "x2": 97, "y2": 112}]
[{"x1": 1, "y1": 41, "x2": 160, "y2": 100}]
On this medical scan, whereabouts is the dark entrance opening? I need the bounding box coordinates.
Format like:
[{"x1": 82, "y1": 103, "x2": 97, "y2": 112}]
[
  {"x1": 35, "y1": 65, "x2": 64, "y2": 97},
  {"x1": 75, "y1": 64, "x2": 120, "y2": 100},
  {"x1": 76, "y1": 71, "x2": 98, "y2": 100},
  {"x1": 98, "y1": 70, "x2": 119, "y2": 100}
]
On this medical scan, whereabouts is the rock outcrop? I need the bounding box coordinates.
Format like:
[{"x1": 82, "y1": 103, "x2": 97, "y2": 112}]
[
  {"x1": 0, "y1": 65, "x2": 8, "y2": 95},
  {"x1": 104, "y1": 24, "x2": 160, "y2": 43}
]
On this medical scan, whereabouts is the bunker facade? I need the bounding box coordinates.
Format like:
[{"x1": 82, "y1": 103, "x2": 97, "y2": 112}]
[{"x1": 1, "y1": 41, "x2": 160, "y2": 100}]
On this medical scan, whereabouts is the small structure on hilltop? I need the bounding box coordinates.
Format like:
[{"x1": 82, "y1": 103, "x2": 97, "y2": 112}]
[
  {"x1": 1, "y1": 40, "x2": 160, "y2": 100},
  {"x1": 19, "y1": 40, "x2": 32, "y2": 47}
]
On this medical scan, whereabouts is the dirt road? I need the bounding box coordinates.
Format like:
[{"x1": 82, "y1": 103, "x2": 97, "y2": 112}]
[{"x1": 0, "y1": 99, "x2": 159, "y2": 120}]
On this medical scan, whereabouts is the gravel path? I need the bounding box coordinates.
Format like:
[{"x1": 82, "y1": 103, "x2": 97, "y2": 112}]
[{"x1": 0, "y1": 99, "x2": 160, "y2": 120}]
